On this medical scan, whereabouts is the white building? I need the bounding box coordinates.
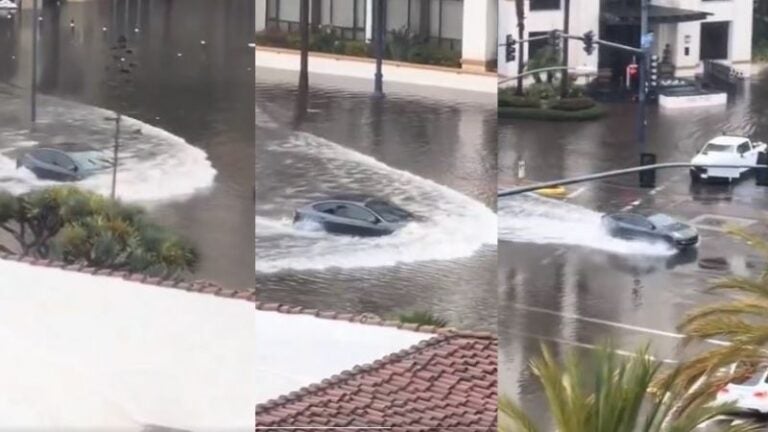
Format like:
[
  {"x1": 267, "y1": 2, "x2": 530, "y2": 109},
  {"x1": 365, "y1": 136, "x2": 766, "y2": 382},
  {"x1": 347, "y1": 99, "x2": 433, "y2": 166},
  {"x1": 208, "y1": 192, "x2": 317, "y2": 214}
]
[
  {"x1": 498, "y1": 0, "x2": 753, "y2": 85},
  {"x1": 255, "y1": 0, "x2": 498, "y2": 72}
]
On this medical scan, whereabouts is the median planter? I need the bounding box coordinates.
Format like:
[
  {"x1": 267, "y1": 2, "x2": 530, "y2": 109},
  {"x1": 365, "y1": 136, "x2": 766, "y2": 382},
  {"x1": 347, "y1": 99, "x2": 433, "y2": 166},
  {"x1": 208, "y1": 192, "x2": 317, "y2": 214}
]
[{"x1": 498, "y1": 104, "x2": 605, "y2": 121}]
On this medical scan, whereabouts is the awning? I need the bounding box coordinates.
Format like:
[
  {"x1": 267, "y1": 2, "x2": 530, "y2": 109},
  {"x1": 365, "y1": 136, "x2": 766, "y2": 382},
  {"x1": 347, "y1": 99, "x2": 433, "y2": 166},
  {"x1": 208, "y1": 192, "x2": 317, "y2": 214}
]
[{"x1": 602, "y1": 4, "x2": 712, "y2": 25}]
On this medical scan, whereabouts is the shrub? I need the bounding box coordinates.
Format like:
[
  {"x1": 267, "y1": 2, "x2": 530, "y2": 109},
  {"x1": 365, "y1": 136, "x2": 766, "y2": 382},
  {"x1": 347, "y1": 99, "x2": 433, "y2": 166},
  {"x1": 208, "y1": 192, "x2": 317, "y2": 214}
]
[
  {"x1": 527, "y1": 82, "x2": 557, "y2": 101},
  {"x1": 0, "y1": 187, "x2": 198, "y2": 278},
  {"x1": 343, "y1": 41, "x2": 369, "y2": 57},
  {"x1": 398, "y1": 310, "x2": 449, "y2": 328},
  {"x1": 549, "y1": 96, "x2": 597, "y2": 111},
  {"x1": 407, "y1": 44, "x2": 461, "y2": 67},
  {"x1": 498, "y1": 89, "x2": 540, "y2": 108}
]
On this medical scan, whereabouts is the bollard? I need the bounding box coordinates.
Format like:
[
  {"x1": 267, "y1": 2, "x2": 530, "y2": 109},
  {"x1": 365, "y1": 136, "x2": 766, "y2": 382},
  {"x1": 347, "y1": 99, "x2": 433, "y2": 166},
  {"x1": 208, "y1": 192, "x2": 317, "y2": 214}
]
[
  {"x1": 518, "y1": 160, "x2": 526, "y2": 179},
  {"x1": 639, "y1": 153, "x2": 656, "y2": 188},
  {"x1": 757, "y1": 151, "x2": 768, "y2": 186}
]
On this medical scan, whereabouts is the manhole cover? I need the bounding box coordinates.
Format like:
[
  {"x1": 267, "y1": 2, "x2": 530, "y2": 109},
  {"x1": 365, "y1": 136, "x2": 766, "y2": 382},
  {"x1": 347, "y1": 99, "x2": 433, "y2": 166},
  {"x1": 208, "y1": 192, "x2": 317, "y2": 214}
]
[{"x1": 689, "y1": 214, "x2": 757, "y2": 232}]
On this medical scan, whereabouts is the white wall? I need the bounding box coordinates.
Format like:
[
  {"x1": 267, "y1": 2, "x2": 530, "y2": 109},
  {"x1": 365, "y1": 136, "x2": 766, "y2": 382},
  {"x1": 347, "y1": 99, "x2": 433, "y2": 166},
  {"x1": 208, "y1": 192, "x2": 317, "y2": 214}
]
[
  {"x1": 497, "y1": 0, "x2": 598, "y2": 81},
  {"x1": 256, "y1": 0, "x2": 266, "y2": 32},
  {"x1": 461, "y1": 0, "x2": 496, "y2": 68}
]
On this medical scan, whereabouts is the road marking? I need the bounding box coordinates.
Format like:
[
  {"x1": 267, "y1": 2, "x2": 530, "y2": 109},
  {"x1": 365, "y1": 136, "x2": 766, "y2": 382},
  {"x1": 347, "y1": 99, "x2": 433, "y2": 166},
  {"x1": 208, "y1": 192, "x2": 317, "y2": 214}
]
[
  {"x1": 513, "y1": 303, "x2": 729, "y2": 346},
  {"x1": 511, "y1": 331, "x2": 679, "y2": 364},
  {"x1": 566, "y1": 187, "x2": 586, "y2": 199}
]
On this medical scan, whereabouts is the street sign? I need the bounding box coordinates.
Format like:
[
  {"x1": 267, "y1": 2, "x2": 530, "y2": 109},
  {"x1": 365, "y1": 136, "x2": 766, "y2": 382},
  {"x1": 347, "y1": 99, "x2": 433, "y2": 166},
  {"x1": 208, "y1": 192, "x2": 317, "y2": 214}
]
[{"x1": 641, "y1": 32, "x2": 654, "y2": 49}]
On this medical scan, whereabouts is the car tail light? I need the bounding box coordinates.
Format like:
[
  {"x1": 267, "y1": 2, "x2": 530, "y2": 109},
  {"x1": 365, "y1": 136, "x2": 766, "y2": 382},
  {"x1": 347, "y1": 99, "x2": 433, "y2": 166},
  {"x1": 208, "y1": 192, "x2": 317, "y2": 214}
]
[{"x1": 754, "y1": 391, "x2": 767, "y2": 398}]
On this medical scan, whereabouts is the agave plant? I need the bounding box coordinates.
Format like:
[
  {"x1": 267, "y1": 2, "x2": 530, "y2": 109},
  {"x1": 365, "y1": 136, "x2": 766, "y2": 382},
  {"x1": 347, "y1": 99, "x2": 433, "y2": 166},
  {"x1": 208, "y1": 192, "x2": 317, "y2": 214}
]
[
  {"x1": 0, "y1": 186, "x2": 197, "y2": 278},
  {"x1": 499, "y1": 344, "x2": 757, "y2": 432}
]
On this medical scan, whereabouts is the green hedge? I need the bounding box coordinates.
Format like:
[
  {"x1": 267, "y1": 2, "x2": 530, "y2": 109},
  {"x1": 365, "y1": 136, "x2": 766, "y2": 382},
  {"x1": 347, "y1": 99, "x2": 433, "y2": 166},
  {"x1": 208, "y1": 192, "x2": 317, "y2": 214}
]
[
  {"x1": 549, "y1": 97, "x2": 597, "y2": 111},
  {"x1": 498, "y1": 104, "x2": 606, "y2": 121},
  {"x1": 255, "y1": 28, "x2": 461, "y2": 68}
]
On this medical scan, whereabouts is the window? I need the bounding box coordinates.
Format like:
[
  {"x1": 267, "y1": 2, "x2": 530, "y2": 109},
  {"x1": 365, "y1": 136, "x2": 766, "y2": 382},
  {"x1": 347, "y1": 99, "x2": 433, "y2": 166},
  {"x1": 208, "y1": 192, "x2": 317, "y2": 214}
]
[
  {"x1": 366, "y1": 200, "x2": 411, "y2": 223},
  {"x1": 51, "y1": 152, "x2": 77, "y2": 170},
  {"x1": 737, "y1": 142, "x2": 751, "y2": 154},
  {"x1": 313, "y1": 202, "x2": 340, "y2": 214},
  {"x1": 31, "y1": 149, "x2": 56, "y2": 165},
  {"x1": 623, "y1": 214, "x2": 654, "y2": 230},
  {"x1": 528, "y1": 31, "x2": 549, "y2": 60},
  {"x1": 703, "y1": 143, "x2": 735, "y2": 153},
  {"x1": 530, "y1": 0, "x2": 560, "y2": 11},
  {"x1": 335, "y1": 204, "x2": 379, "y2": 223}
]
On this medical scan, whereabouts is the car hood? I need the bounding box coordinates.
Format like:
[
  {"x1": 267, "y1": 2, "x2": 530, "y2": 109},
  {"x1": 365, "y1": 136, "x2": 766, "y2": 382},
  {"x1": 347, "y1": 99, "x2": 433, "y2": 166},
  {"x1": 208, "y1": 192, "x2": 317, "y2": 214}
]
[
  {"x1": 666, "y1": 227, "x2": 698, "y2": 239},
  {"x1": 691, "y1": 152, "x2": 727, "y2": 165}
]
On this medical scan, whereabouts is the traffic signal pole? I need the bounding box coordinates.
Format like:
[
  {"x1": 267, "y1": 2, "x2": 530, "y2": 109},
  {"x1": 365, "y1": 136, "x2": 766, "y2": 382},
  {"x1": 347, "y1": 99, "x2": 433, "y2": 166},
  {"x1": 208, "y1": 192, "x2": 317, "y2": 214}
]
[{"x1": 637, "y1": 0, "x2": 651, "y2": 187}]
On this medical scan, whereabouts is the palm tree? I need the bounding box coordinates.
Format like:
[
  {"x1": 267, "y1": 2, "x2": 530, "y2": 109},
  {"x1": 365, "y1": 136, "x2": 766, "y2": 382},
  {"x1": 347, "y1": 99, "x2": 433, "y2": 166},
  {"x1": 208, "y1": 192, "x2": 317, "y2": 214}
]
[
  {"x1": 499, "y1": 343, "x2": 757, "y2": 432},
  {"x1": 675, "y1": 230, "x2": 768, "y2": 395}
]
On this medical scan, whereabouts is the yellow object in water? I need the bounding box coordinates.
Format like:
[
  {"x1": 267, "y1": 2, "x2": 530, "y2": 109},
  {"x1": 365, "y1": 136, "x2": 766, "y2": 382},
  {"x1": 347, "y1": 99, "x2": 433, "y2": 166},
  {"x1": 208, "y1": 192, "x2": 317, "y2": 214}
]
[{"x1": 534, "y1": 186, "x2": 567, "y2": 199}]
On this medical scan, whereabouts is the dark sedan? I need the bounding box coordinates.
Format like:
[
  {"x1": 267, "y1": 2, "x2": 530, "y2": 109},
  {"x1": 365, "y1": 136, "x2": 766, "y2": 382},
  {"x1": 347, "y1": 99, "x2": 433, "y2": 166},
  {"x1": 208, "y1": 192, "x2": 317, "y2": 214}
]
[
  {"x1": 601, "y1": 212, "x2": 699, "y2": 249},
  {"x1": 293, "y1": 195, "x2": 417, "y2": 237},
  {"x1": 17, "y1": 147, "x2": 112, "y2": 181}
]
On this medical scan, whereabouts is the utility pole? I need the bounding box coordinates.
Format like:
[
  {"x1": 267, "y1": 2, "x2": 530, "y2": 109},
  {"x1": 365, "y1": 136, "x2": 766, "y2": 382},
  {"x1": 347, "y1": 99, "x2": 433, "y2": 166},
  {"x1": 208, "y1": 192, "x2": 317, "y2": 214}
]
[
  {"x1": 298, "y1": 0, "x2": 309, "y2": 98},
  {"x1": 30, "y1": 0, "x2": 38, "y2": 124},
  {"x1": 637, "y1": 0, "x2": 651, "y2": 186},
  {"x1": 559, "y1": 0, "x2": 570, "y2": 98},
  {"x1": 372, "y1": 0, "x2": 385, "y2": 98}
]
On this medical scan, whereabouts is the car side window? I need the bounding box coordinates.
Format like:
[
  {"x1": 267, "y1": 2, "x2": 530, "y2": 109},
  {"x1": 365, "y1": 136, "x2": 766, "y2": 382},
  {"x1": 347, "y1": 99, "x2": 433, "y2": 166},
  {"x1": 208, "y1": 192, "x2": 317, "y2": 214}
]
[
  {"x1": 625, "y1": 215, "x2": 654, "y2": 230},
  {"x1": 738, "y1": 142, "x2": 750, "y2": 154},
  {"x1": 336, "y1": 204, "x2": 378, "y2": 223},
  {"x1": 313, "y1": 203, "x2": 338, "y2": 214},
  {"x1": 32, "y1": 149, "x2": 56, "y2": 165}
]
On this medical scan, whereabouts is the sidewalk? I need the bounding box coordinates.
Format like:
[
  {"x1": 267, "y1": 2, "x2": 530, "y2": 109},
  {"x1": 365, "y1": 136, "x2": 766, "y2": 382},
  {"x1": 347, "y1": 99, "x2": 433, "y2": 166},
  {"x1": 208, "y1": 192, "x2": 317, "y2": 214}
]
[{"x1": 255, "y1": 46, "x2": 497, "y2": 94}]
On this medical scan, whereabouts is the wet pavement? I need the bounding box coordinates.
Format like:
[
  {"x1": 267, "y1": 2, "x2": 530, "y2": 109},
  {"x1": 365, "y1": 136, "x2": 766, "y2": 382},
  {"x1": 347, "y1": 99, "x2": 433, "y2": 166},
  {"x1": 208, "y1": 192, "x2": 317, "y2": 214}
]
[
  {"x1": 255, "y1": 68, "x2": 497, "y2": 331},
  {"x1": 0, "y1": 0, "x2": 254, "y2": 289},
  {"x1": 499, "y1": 74, "x2": 768, "y2": 427}
]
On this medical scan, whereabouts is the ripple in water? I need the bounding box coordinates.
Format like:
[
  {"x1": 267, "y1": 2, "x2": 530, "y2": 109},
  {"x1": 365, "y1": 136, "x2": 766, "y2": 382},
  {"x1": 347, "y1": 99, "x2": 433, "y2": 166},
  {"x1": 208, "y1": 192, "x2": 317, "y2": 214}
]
[
  {"x1": 255, "y1": 132, "x2": 497, "y2": 273},
  {"x1": 0, "y1": 90, "x2": 216, "y2": 203},
  {"x1": 499, "y1": 194, "x2": 675, "y2": 256}
]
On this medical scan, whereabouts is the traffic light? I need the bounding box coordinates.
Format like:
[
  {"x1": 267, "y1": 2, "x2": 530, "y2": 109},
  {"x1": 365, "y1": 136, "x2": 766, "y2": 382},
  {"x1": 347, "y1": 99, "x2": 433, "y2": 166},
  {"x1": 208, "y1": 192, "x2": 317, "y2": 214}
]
[
  {"x1": 549, "y1": 29, "x2": 561, "y2": 51},
  {"x1": 648, "y1": 54, "x2": 659, "y2": 89},
  {"x1": 505, "y1": 34, "x2": 516, "y2": 63},
  {"x1": 583, "y1": 30, "x2": 595, "y2": 55}
]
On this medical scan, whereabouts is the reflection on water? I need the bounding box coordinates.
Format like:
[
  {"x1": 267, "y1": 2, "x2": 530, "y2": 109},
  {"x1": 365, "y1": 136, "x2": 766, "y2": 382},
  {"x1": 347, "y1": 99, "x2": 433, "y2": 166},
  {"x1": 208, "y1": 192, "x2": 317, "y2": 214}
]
[
  {"x1": 0, "y1": 0, "x2": 254, "y2": 288},
  {"x1": 255, "y1": 69, "x2": 497, "y2": 331},
  {"x1": 498, "y1": 72, "x2": 768, "y2": 424}
]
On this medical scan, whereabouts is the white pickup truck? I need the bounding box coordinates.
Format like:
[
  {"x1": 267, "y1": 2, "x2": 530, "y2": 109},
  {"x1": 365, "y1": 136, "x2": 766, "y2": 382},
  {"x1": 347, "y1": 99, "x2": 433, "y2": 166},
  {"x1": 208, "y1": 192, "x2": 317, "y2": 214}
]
[{"x1": 690, "y1": 135, "x2": 767, "y2": 182}]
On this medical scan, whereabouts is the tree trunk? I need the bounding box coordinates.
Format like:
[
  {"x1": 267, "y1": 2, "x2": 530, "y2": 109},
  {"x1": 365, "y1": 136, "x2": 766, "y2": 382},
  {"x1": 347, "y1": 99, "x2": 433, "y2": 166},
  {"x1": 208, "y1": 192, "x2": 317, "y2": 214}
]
[{"x1": 515, "y1": 0, "x2": 525, "y2": 96}]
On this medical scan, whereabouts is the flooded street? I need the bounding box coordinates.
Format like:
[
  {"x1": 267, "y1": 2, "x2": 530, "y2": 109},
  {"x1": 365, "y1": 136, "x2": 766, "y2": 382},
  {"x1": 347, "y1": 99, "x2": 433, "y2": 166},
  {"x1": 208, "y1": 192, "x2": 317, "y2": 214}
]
[
  {"x1": 499, "y1": 73, "x2": 768, "y2": 426},
  {"x1": 255, "y1": 68, "x2": 497, "y2": 331},
  {"x1": 0, "y1": 0, "x2": 254, "y2": 289}
]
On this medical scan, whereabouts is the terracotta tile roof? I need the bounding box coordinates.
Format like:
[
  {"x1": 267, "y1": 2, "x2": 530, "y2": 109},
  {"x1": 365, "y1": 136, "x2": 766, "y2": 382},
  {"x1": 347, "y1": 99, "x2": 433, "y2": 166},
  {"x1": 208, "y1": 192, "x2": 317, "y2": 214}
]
[
  {"x1": 0, "y1": 253, "x2": 256, "y2": 303},
  {"x1": 254, "y1": 332, "x2": 498, "y2": 430}
]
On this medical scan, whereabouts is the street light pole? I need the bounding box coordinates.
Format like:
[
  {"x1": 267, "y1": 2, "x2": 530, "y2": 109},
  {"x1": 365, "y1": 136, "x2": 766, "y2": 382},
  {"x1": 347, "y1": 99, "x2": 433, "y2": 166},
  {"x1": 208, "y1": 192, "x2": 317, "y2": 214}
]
[
  {"x1": 637, "y1": 0, "x2": 650, "y2": 185},
  {"x1": 111, "y1": 113, "x2": 120, "y2": 199},
  {"x1": 30, "y1": 0, "x2": 38, "y2": 124},
  {"x1": 373, "y1": 0, "x2": 384, "y2": 98},
  {"x1": 298, "y1": 0, "x2": 309, "y2": 97},
  {"x1": 559, "y1": 0, "x2": 570, "y2": 98}
]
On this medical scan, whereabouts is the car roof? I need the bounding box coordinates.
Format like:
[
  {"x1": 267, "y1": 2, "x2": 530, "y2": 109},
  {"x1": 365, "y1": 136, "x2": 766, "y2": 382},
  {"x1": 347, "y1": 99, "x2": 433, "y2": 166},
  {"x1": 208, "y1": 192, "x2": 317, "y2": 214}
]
[
  {"x1": 708, "y1": 136, "x2": 749, "y2": 146},
  {"x1": 321, "y1": 194, "x2": 391, "y2": 205}
]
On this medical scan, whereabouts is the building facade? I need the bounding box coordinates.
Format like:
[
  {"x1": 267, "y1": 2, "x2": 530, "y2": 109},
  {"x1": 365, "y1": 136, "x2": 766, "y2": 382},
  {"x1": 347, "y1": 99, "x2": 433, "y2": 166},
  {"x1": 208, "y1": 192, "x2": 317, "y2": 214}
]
[
  {"x1": 255, "y1": 0, "x2": 498, "y2": 72},
  {"x1": 498, "y1": 0, "x2": 753, "y2": 85}
]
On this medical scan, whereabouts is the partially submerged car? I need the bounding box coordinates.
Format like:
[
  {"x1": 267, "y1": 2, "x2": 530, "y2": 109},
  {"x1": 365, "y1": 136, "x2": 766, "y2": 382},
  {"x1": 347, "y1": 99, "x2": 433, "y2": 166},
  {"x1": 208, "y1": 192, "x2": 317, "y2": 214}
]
[
  {"x1": 716, "y1": 364, "x2": 768, "y2": 414},
  {"x1": 690, "y1": 135, "x2": 767, "y2": 182},
  {"x1": 293, "y1": 194, "x2": 417, "y2": 237},
  {"x1": 601, "y1": 212, "x2": 699, "y2": 249},
  {"x1": 17, "y1": 146, "x2": 112, "y2": 181}
]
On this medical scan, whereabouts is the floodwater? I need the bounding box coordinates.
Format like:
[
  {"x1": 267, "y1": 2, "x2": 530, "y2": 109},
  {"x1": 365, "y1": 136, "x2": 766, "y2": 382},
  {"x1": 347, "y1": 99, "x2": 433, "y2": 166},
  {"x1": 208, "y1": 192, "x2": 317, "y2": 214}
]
[
  {"x1": 0, "y1": 0, "x2": 254, "y2": 289},
  {"x1": 498, "y1": 74, "x2": 768, "y2": 428},
  {"x1": 255, "y1": 68, "x2": 497, "y2": 331}
]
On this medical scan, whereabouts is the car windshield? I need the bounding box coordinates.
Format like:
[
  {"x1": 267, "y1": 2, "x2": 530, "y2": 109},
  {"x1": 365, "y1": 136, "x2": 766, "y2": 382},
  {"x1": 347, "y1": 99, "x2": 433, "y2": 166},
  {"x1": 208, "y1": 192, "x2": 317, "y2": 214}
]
[
  {"x1": 703, "y1": 143, "x2": 735, "y2": 153},
  {"x1": 647, "y1": 214, "x2": 686, "y2": 230},
  {"x1": 731, "y1": 366, "x2": 768, "y2": 386},
  {"x1": 365, "y1": 200, "x2": 411, "y2": 223},
  {"x1": 69, "y1": 151, "x2": 111, "y2": 170}
]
